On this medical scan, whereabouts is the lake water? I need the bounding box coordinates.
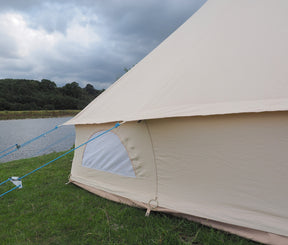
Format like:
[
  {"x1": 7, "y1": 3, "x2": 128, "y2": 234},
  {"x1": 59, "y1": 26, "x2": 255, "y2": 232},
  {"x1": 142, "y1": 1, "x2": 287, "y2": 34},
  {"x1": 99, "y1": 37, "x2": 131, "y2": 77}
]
[{"x1": 0, "y1": 117, "x2": 75, "y2": 163}]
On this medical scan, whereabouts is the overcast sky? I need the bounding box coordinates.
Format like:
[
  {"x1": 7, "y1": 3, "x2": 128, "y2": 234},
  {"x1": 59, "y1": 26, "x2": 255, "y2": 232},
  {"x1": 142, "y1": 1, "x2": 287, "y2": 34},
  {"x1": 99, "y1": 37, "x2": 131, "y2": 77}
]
[{"x1": 0, "y1": 0, "x2": 206, "y2": 89}]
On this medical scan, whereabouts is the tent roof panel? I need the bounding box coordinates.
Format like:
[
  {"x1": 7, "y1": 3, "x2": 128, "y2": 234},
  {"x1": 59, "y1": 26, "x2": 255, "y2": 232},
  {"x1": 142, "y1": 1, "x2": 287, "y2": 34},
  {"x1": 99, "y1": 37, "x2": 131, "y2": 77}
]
[{"x1": 65, "y1": 0, "x2": 288, "y2": 125}]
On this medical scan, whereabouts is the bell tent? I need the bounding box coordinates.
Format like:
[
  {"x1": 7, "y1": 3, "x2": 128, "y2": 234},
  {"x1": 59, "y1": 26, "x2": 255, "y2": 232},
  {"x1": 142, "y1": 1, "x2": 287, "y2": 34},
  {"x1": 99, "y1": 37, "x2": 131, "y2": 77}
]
[{"x1": 64, "y1": 0, "x2": 288, "y2": 244}]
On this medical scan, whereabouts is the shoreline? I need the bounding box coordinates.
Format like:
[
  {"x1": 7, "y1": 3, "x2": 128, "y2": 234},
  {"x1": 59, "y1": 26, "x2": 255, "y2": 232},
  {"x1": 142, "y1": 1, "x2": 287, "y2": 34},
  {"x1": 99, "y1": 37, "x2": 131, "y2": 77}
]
[{"x1": 0, "y1": 110, "x2": 80, "y2": 120}]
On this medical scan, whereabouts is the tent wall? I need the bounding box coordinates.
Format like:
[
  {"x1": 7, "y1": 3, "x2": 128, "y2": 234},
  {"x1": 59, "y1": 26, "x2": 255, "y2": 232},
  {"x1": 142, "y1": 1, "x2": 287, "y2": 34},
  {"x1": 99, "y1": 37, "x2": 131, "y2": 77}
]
[
  {"x1": 149, "y1": 112, "x2": 288, "y2": 237},
  {"x1": 71, "y1": 121, "x2": 158, "y2": 204},
  {"x1": 70, "y1": 111, "x2": 288, "y2": 242}
]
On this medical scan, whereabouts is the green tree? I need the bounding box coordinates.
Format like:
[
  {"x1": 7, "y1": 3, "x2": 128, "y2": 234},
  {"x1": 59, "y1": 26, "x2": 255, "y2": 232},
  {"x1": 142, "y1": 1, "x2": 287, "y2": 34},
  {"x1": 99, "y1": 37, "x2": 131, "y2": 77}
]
[
  {"x1": 61, "y1": 82, "x2": 82, "y2": 98},
  {"x1": 0, "y1": 79, "x2": 102, "y2": 111},
  {"x1": 40, "y1": 79, "x2": 57, "y2": 91}
]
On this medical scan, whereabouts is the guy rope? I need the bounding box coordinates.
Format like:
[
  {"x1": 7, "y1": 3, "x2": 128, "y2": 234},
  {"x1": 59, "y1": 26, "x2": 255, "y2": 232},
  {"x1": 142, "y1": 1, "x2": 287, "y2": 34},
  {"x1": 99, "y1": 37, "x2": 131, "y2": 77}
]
[
  {"x1": 0, "y1": 125, "x2": 60, "y2": 160},
  {"x1": 0, "y1": 122, "x2": 124, "y2": 198}
]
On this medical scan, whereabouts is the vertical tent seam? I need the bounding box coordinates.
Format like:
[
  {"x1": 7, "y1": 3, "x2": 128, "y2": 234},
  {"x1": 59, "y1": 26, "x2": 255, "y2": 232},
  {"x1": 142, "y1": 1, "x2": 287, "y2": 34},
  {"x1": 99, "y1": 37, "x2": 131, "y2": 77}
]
[{"x1": 144, "y1": 120, "x2": 159, "y2": 216}]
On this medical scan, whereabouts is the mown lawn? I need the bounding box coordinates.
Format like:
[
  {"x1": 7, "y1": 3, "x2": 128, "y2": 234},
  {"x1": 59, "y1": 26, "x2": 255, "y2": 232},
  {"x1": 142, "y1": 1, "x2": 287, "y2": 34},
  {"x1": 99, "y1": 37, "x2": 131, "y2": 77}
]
[
  {"x1": 0, "y1": 110, "x2": 80, "y2": 120},
  {"x1": 0, "y1": 152, "x2": 260, "y2": 245}
]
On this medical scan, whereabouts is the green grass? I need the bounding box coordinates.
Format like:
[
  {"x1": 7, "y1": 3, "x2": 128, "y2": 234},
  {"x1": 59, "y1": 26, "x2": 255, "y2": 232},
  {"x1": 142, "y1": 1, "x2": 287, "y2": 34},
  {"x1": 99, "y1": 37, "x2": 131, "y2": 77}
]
[
  {"x1": 0, "y1": 110, "x2": 80, "y2": 120},
  {"x1": 0, "y1": 152, "x2": 261, "y2": 245}
]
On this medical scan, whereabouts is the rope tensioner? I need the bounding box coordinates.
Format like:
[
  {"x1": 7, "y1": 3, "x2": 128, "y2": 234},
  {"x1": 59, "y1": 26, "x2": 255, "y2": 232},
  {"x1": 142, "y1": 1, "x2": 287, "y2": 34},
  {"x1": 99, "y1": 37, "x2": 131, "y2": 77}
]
[
  {"x1": 0, "y1": 122, "x2": 123, "y2": 198},
  {"x1": 10, "y1": 177, "x2": 22, "y2": 189},
  {"x1": 0, "y1": 125, "x2": 61, "y2": 160},
  {"x1": 0, "y1": 177, "x2": 22, "y2": 198}
]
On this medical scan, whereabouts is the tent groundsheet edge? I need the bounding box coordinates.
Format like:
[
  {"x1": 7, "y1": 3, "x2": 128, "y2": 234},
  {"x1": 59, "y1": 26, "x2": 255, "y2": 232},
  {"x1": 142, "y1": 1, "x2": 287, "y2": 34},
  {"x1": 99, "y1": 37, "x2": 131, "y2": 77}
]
[{"x1": 70, "y1": 179, "x2": 288, "y2": 245}]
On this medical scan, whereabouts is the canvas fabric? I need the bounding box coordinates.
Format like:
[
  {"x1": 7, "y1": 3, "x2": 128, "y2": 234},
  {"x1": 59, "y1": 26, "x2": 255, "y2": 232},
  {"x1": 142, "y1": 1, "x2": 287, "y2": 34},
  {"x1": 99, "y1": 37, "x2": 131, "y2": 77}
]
[
  {"x1": 72, "y1": 180, "x2": 288, "y2": 245},
  {"x1": 65, "y1": 0, "x2": 288, "y2": 126},
  {"x1": 70, "y1": 112, "x2": 288, "y2": 241},
  {"x1": 65, "y1": 0, "x2": 288, "y2": 243},
  {"x1": 82, "y1": 131, "x2": 136, "y2": 177}
]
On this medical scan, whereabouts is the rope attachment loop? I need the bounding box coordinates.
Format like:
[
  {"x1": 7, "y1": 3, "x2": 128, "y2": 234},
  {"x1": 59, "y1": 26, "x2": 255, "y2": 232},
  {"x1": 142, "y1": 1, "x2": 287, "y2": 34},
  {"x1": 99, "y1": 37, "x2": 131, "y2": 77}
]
[{"x1": 145, "y1": 198, "x2": 159, "y2": 217}]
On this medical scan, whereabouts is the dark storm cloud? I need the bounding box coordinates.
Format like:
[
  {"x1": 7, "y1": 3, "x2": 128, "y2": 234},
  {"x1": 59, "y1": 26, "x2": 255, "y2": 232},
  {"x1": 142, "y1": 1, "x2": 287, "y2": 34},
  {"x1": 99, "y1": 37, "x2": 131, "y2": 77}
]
[{"x1": 0, "y1": 0, "x2": 207, "y2": 89}]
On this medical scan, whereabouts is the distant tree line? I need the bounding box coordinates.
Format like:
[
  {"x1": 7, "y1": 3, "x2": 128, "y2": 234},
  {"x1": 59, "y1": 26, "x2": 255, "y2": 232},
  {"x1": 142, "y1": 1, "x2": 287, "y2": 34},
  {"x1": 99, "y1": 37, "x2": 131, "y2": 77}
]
[{"x1": 0, "y1": 79, "x2": 104, "y2": 111}]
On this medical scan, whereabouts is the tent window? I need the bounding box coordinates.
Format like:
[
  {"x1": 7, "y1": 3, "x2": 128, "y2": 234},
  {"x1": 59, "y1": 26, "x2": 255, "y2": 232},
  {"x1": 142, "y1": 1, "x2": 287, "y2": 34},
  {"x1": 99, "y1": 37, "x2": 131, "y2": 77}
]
[{"x1": 82, "y1": 131, "x2": 136, "y2": 177}]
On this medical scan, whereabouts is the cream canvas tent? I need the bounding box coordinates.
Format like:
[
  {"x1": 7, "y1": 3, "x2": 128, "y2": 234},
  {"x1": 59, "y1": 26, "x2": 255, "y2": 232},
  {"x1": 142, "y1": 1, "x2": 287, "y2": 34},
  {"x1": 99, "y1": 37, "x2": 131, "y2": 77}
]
[{"x1": 64, "y1": 0, "x2": 288, "y2": 244}]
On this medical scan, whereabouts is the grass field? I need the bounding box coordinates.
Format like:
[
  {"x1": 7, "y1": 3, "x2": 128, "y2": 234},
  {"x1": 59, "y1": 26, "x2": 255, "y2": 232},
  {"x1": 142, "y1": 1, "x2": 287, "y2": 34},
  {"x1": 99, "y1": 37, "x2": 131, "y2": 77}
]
[
  {"x1": 0, "y1": 152, "x2": 260, "y2": 245},
  {"x1": 0, "y1": 110, "x2": 80, "y2": 120}
]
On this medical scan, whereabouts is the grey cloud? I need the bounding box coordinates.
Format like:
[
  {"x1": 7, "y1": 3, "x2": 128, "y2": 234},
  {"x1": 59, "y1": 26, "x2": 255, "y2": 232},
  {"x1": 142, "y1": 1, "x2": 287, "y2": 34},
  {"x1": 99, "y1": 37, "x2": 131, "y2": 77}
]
[
  {"x1": 0, "y1": 35, "x2": 19, "y2": 59},
  {"x1": 0, "y1": 0, "x2": 207, "y2": 89},
  {"x1": 0, "y1": 0, "x2": 42, "y2": 12}
]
